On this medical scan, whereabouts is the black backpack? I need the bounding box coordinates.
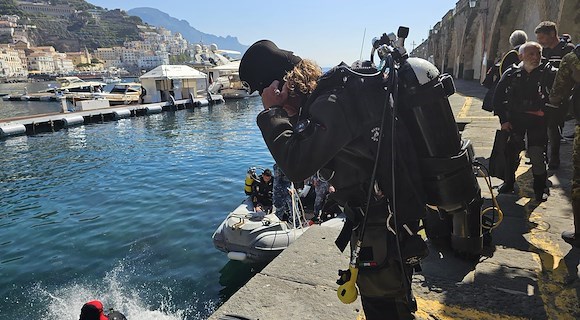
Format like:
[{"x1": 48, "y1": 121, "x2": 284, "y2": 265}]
[{"x1": 482, "y1": 63, "x2": 501, "y2": 112}]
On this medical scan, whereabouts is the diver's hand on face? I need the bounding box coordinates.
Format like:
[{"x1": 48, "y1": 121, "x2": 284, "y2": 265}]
[{"x1": 262, "y1": 80, "x2": 289, "y2": 109}]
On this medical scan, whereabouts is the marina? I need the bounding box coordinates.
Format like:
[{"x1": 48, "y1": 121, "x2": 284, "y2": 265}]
[
  {"x1": 0, "y1": 97, "x2": 223, "y2": 138},
  {"x1": 1, "y1": 0, "x2": 578, "y2": 318},
  {"x1": 0, "y1": 64, "x2": 226, "y2": 139},
  {"x1": 0, "y1": 94, "x2": 270, "y2": 319}
]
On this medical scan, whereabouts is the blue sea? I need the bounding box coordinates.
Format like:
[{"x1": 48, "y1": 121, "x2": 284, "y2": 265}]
[{"x1": 0, "y1": 92, "x2": 273, "y2": 319}]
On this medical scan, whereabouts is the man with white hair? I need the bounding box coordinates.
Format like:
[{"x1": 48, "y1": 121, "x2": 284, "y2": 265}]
[
  {"x1": 493, "y1": 41, "x2": 557, "y2": 201},
  {"x1": 499, "y1": 30, "x2": 528, "y2": 75}
]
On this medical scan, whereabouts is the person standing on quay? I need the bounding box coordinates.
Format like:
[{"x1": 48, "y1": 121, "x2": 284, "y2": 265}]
[
  {"x1": 535, "y1": 21, "x2": 575, "y2": 170},
  {"x1": 550, "y1": 46, "x2": 580, "y2": 247},
  {"x1": 240, "y1": 39, "x2": 426, "y2": 320},
  {"x1": 494, "y1": 42, "x2": 557, "y2": 201}
]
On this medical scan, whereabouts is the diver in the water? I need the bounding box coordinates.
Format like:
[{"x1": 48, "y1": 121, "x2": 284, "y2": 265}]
[{"x1": 79, "y1": 300, "x2": 127, "y2": 320}]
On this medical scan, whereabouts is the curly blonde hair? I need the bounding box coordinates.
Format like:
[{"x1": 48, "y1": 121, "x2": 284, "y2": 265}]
[{"x1": 284, "y1": 59, "x2": 322, "y2": 96}]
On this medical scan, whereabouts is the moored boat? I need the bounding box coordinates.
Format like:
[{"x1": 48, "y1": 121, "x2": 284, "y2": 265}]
[
  {"x1": 2, "y1": 76, "x2": 105, "y2": 101},
  {"x1": 212, "y1": 197, "x2": 308, "y2": 264},
  {"x1": 212, "y1": 170, "x2": 344, "y2": 264},
  {"x1": 78, "y1": 82, "x2": 143, "y2": 105}
]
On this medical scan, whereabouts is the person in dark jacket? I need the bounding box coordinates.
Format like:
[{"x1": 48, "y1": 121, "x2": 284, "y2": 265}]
[
  {"x1": 500, "y1": 30, "x2": 528, "y2": 76},
  {"x1": 493, "y1": 41, "x2": 557, "y2": 201},
  {"x1": 550, "y1": 46, "x2": 580, "y2": 247},
  {"x1": 535, "y1": 21, "x2": 575, "y2": 69},
  {"x1": 273, "y1": 163, "x2": 292, "y2": 221},
  {"x1": 240, "y1": 40, "x2": 426, "y2": 320},
  {"x1": 251, "y1": 168, "x2": 273, "y2": 212},
  {"x1": 535, "y1": 21, "x2": 576, "y2": 169}
]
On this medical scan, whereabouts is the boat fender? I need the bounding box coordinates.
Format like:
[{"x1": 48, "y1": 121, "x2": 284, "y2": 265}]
[
  {"x1": 0, "y1": 124, "x2": 26, "y2": 137},
  {"x1": 227, "y1": 251, "x2": 247, "y2": 261},
  {"x1": 196, "y1": 98, "x2": 209, "y2": 107},
  {"x1": 62, "y1": 115, "x2": 84, "y2": 127},
  {"x1": 146, "y1": 105, "x2": 162, "y2": 114},
  {"x1": 113, "y1": 109, "x2": 131, "y2": 119}
]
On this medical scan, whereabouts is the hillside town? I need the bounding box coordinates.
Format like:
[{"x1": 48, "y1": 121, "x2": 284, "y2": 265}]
[{"x1": 0, "y1": 1, "x2": 217, "y2": 82}]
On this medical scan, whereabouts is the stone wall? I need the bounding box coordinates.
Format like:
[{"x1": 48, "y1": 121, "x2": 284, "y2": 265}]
[{"x1": 415, "y1": 0, "x2": 580, "y2": 82}]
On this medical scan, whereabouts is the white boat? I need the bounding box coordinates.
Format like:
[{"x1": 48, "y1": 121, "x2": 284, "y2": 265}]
[
  {"x1": 2, "y1": 76, "x2": 106, "y2": 101},
  {"x1": 52, "y1": 76, "x2": 107, "y2": 95},
  {"x1": 102, "y1": 76, "x2": 122, "y2": 84},
  {"x1": 208, "y1": 61, "x2": 258, "y2": 100},
  {"x1": 86, "y1": 82, "x2": 143, "y2": 105},
  {"x1": 212, "y1": 197, "x2": 309, "y2": 264},
  {"x1": 212, "y1": 183, "x2": 345, "y2": 264}
]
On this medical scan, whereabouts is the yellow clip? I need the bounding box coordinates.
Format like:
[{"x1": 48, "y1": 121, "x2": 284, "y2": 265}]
[{"x1": 337, "y1": 266, "x2": 359, "y2": 304}]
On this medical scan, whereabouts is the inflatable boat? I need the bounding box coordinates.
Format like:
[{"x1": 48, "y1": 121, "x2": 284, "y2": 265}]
[{"x1": 212, "y1": 197, "x2": 309, "y2": 264}]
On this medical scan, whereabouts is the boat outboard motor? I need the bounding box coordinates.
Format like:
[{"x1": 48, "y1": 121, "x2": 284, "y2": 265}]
[{"x1": 376, "y1": 28, "x2": 483, "y2": 255}]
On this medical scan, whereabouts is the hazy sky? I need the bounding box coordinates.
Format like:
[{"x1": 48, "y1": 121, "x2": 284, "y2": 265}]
[{"x1": 87, "y1": 0, "x2": 459, "y2": 67}]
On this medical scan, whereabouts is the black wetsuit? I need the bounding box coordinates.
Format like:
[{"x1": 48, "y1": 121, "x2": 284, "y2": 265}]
[
  {"x1": 251, "y1": 175, "x2": 273, "y2": 209},
  {"x1": 257, "y1": 67, "x2": 425, "y2": 319},
  {"x1": 543, "y1": 40, "x2": 575, "y2": 69},
  {"x1": 499, "y1": 45, "x2": 522, "y2": 76},
  {"x1": 494, "y1": 62, "x2": 556, "y2": 197},
  {"x1": 543, "y1": 40, "x2": 575, "y2": 168}
]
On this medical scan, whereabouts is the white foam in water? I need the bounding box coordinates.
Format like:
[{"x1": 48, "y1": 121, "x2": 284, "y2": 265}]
[{"x1": 36, "y1": 264, "x2": 191, "y2": 320}]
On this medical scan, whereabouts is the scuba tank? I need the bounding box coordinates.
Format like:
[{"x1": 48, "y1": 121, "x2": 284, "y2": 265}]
[
  {"x1": 244, "y1": 167, "x2": 258, "y2": 195},
  {"x1": 108, "y1": 310, "x2": 128, "y2": 320}
]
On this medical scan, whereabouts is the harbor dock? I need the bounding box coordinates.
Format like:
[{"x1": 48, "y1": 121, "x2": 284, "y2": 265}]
[
  {"x1": 0, "y1": 97, "x2": 221, "y2": 138},
  {"x1": 210, "y1": 79, "x2": 580, "y2": 320}
]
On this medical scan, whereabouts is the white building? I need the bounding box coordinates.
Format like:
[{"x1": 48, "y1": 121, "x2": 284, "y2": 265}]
[
  {"x1": 0, "y1": 20, "x2": 17, "y2": 37},
  {"x1": 93, "y1": 47, "x2": 125, "y2": 69},
  {"x1": 17, "y1": 1, "x2": 76, "y2": 17},
  {"x1": 139, "y1": 65, "x2": 207, "y2": 103},
  {"x1": 138, "y1": 51, "x2": 169, "y2": 70},
  {"x1": 0, "y1": 44, "x2": 27, "y2": 79},
  {"x1": 27, "y1": 51, "x2": 54, "y2": 73},
  {"x1": 121, "y1": 48, "x2": 139, "y2": 67},
  {"x1": 94, "y1": 47, "x2": 118, "y2": 61},
  {"x1": 53, "y1": 52, "x2": 74, "y2": 74}
]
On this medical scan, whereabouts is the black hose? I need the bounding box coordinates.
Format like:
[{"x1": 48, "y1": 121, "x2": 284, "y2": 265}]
[{"x1": 388, "y1": 56, "x2": 415, "y2": 308}]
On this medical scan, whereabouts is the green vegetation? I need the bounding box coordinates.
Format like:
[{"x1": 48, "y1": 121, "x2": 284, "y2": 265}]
[
  {"x1": 0, "y1": 0, "x2": 145, "y2": 52},
  {"x1": 0, "y1": 0, "x2": 23, "y2": 16},
  {"x1": 169, "y1": 53, "x2": 190, "y2": 64}
]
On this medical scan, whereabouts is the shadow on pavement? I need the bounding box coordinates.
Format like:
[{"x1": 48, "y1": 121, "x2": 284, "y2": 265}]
[
  {"x1": 417, "y1": 165, "x2": 580, "y2": 318},
  {"x1": 452, "y1": 79, "x2": 487, "y2": 100}
]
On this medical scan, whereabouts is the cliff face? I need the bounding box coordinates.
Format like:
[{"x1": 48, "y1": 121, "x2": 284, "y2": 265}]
[
  {"x1": 28, "y1": 9, "x2": 143, "y2": 52},
  {"x1": 417, "y1": 0, "x2": 579, "y2": 81},
  {"x1": 0, "y1": 0, "x2": 143, "y2": 52}
]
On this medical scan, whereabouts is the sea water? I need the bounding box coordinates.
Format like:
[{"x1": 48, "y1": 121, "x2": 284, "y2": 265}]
[{"x1": 0, "y1": 98, "x2": 272, "y2": 319}]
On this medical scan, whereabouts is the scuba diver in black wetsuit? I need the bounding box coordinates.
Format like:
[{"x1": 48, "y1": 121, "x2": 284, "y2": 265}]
[
  {"x1": 240, "y1": 27, "x2": 484, "y2": 319},
  {"x1": 251, "y1": 168, "x2": 273, "y2": 213}
]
